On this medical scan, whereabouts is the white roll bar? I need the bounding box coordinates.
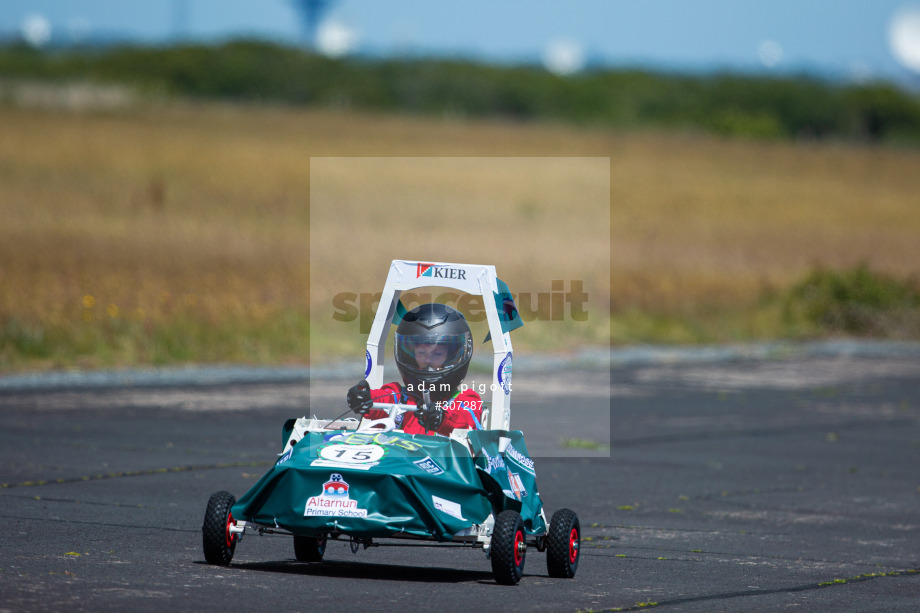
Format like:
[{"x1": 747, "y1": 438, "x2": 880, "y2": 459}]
[{"x1": 363, "y1": 260, "x2": 514, "y2": 431}]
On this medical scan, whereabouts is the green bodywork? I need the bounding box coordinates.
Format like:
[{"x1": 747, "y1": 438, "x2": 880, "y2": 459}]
[{"x1": 231, "y1": 426, "x2": 546, "y2": 541}]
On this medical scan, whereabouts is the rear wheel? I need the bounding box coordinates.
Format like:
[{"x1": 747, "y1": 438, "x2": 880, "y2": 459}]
[
  {"x1": 546, "y1": 508, "x2": 580, "y2": 578},
  {"x1": 491, "y1": 510, "x2": 526, "y2": 585},
  {"x1": 202, "y1": 491, "x2": 238, "y2": 566},
  {"x1": 294, "y1": 535, "x2": 327, "y2": 562}
]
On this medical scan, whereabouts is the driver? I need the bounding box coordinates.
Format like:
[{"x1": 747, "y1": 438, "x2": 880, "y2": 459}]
[{"x1": 346, "y1": 303, "x2": 483, "y2": 435}]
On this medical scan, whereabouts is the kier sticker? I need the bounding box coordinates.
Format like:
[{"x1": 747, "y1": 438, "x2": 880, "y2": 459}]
[{"x1": 416, "y1": 263, "x2": 467, "y2": 280}]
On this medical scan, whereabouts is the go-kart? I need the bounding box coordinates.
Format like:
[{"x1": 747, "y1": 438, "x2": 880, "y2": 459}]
[{"x1": 202, "y1": 260, "x2": 580, "y2": 585}]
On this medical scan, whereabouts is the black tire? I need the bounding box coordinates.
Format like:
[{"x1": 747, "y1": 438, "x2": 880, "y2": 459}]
[
  {"x1": 294, "y1": 535, "x2": 327, "y2": 562},
  {"x1": 491, "y1": 510, "x2": 526, "y2": 585},
  {"x1": 202, "y1": 491, "x2": 238, "y2": 566},
  {"x1": 546, "y1": 508, "x2": 580, "y2": 578}
]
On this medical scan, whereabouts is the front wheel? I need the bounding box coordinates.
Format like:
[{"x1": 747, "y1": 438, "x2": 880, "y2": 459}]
[
  {"x1": 546, "y1": 508, "x2": 580, "y2": 578},
  {"x1": 491, "y1": 510, "x2": 526, "y2": 585},
  {"x1": 202, "y1": 491, "x2": 238, "y2": 566},
  {"x1": 294, "y1": 535, "x2": 326, "y2": 562}
]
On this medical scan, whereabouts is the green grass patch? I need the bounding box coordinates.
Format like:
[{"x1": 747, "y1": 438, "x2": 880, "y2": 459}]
[
  {"x1": 560, "y1": 437, "x2": 608, "y2": 450},
  {"x1": 0, "y1": 309, "x2": 310, "y2": 371},
  {"x1": 608, "y1": 264, "x2": 920, "y2": 347},
  {"x1": 781, "y1": 263, "x2": 920, "y2": 337}
]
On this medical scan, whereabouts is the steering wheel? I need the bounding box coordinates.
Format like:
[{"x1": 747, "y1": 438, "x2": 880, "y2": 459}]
[{"x1": 357, "y1": 402, "x2": 417, "y2": 432}]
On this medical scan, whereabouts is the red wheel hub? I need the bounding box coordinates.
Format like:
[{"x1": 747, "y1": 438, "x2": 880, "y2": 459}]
[
  {"x1": 226, "y1": 512, "x2": 236, "y2": 548},
  {"x1": 513, "y1": 529, "x2": 525, "y2": 567},
  {"x1": 568, "y1": 528, "x2": 579, "y2": 564}
]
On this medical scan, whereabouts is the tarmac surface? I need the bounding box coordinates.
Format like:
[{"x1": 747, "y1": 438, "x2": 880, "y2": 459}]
[{"x1": 0, "y1": 351, "x2": 918, "y2": 612}]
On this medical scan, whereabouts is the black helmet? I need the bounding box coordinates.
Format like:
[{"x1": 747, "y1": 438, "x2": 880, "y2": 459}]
[{"x1": 394, "y1": 303, "x2": 473, "y2": 403}]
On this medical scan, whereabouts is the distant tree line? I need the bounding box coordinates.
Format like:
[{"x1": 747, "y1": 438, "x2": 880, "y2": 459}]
[{"x1": 2, "y1": 39, "x2": 919, "y2": 143}]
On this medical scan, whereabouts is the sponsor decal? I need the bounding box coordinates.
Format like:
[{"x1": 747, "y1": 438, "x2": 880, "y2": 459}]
[
  {"x1": 480, "y1": 447, "x2": 506, "y2": 474},
  {"x1": 413, "y1": 455, "x2": 444, "y2": 475},
  {"x1": 497, "y1": 352, "x2": 512, "y2": 395},
  {"x1": 364, "y1": 350, "x2": 373, "y2": 378},
  {"x1": 416, "y1": 263, "x2": 468, "y2": 280},
  {"x1": 304, "y1": 473, "x2": 369, "y2": 518},
  {"x1": 507, "y1": 469, "x2": 527, "y2": 500},
  {"x1": 432, "y1": 495, "x2": 466, "y2": 521},
  {"x1": 505, "y1": 444, "x2": 535, "y2": 475},
  {"x1": 276, "y1": 448, "x2": 293, "y2": 465},
  {"x1": 323, "y1": 431, "x2": 423, "y2": 452}
]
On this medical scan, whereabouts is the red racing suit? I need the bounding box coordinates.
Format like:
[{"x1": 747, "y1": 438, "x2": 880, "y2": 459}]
[{"x1": 362, "y1": 382, "x2": 483, "y2": 436}]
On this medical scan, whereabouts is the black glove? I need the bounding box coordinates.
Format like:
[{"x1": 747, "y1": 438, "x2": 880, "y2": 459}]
[
  {"x1": 415, "y1": 400, "x2": 444, "y2": 432},
  {"x1": 346, "y1": 380, "x2": 373, "y2": 415}
]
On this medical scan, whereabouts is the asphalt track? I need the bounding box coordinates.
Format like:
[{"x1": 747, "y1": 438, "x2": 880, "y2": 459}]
[{"x1": 1, "y1": 353, "x2": 918, "y2": 612}]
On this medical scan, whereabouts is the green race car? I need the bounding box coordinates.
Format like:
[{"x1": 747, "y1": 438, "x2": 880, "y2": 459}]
[{"x1": 202, "y1": 260, "x2": 580, "y2": 585}]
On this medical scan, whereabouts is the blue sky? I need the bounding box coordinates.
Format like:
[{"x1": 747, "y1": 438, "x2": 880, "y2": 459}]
[{"x1": 2, "y1": 1, "x2": 920, "y2": 86}]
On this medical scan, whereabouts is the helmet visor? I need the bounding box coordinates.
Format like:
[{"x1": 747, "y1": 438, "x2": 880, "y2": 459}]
[{"x1": 395, "y1": 332, "x2": 472, "y2": 372}]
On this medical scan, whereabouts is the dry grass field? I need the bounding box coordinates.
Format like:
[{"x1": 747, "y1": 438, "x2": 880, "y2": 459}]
[{"x1": 1, "y1": 100, "x2": 919, "y2": 370}]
